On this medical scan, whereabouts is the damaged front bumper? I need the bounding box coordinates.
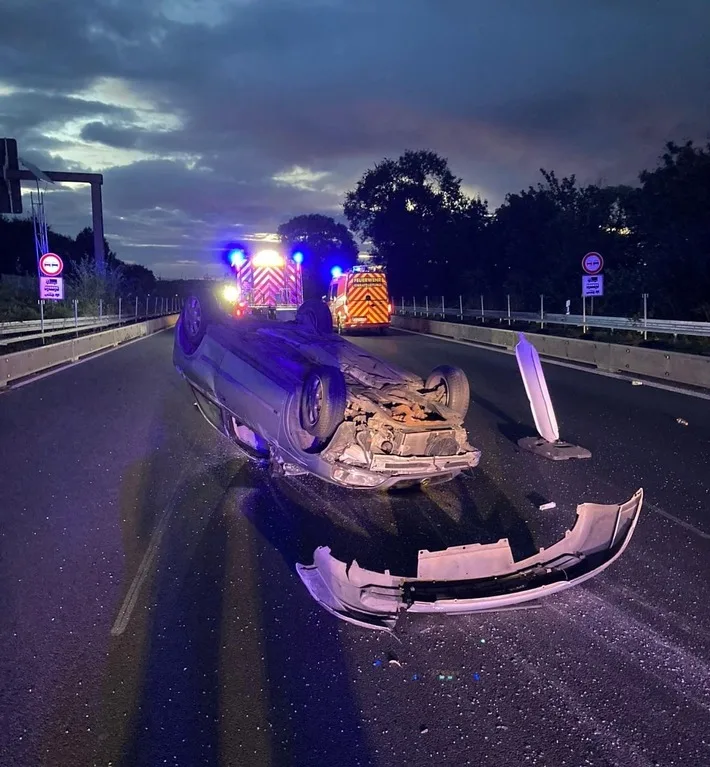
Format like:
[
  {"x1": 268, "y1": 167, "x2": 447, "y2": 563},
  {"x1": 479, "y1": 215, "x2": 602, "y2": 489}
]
[{"x1": 296, "y1": 489, "x2": 643, "y2": 631}]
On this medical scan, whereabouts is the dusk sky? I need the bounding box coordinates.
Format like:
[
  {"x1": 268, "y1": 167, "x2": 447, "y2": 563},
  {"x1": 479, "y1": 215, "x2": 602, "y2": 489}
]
[{"x1": 1, "y1": 0, "x2": 709, "y2": 278}]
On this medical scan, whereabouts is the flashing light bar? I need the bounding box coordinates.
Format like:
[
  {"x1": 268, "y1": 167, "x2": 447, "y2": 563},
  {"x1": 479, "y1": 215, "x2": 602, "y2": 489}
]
[
  {"x1": 252, "y1": 249, "x2": 285, "y2": 268},
  {"x1": 351, "y1": 264, "x2": 385, "y2": 273},
  {"x1": 331, "y1": 266, "x2": 343, "y2": 279}
]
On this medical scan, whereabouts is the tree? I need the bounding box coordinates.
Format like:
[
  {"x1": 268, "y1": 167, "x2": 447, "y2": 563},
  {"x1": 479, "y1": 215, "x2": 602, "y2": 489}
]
[
  {"x1": 277, "y1": 213, "x2": 358, "y2": 298},
  {"x1": 485, "y1": 171, "x2": 637, "y2": 313},
  {"x1": 121, "y1": 263, "x2": 157, "y2": 296},
  {"x1": 73, "y1": 227, "x2": 119, "y2": 268},
  {"x1": 344, "y1": 150, "x2": 488, "y2": 296},
  {"x1": 626, "y1": 140, "x2": 710, "y2": 319}
]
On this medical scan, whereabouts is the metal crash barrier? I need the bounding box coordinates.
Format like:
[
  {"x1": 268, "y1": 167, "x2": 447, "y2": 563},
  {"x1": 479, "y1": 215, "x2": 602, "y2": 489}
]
[
  {"x1": 392, "y1": 316, "x2": 710, "y2": 391},
  {"x1": 0, "y1": 314, "x2": 180, "y2": 387}
]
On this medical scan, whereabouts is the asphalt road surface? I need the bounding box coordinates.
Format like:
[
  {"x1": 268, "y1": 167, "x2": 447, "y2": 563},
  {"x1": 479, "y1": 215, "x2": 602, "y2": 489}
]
[{"x1": 1, "y1": 327, "x2": 709, "y2": 767}]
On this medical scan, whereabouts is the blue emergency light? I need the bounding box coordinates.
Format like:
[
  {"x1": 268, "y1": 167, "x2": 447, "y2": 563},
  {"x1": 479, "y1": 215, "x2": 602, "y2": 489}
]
[
  {"x1": 229, "y1": 248, "x2": 246, "y2": 268},
  {"x1": 331, "y1": 266, "x2": 343, "y2": 279}
]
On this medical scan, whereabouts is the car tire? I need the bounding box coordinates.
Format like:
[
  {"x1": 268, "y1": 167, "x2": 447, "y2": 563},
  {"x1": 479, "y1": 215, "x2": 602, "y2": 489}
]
[
  {"x1": 178, "y1": 292, "x2": 217, "y2": 355},
  {"x1": 299, "y1": 365, "x2": 347, "y2": 440},
  {"x1": 296, "y1": 299, "x2": 334, "y2": 335},
  {"x1": 424, "y1": 364, "x2": 470, "y2": 418}
]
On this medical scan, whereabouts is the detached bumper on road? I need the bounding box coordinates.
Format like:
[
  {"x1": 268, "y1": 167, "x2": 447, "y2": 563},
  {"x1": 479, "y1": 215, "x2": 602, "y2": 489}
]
[{"x1": 296, "y1": 489, "x2": 643, "y2": 631}]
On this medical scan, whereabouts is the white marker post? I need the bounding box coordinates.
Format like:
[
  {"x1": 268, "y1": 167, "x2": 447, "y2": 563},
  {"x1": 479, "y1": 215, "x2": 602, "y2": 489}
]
[{"x1": 515, "y1": 333, "x2": 592, "y2": 461}]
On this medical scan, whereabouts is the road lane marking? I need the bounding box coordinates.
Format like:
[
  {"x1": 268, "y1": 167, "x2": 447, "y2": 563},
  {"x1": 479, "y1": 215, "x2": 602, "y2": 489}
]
[
  {"x1": 110, "y1": 487, "x2": 181, "y2": 636},
  {"x1": 394, "y1": 327, "x2": 710, "y2": 401},
  {"x1": 646, "y1": 501, "x2": 710, "y2": 541}
]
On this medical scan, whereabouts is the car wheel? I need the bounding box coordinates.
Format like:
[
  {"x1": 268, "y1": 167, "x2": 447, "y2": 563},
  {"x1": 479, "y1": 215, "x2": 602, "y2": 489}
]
[
  {"x1": 178, "y1": 294, "x2": 209, "y2": 355},
  {"x1": 299, "y1": 365, "x2": 347, "y2": 440},
  {"x1": 296, "y1": 299, "x2": 334, "y2": 335},
  {"x1": 424, "y1": 364, "x2": 470, "y2": 418}
]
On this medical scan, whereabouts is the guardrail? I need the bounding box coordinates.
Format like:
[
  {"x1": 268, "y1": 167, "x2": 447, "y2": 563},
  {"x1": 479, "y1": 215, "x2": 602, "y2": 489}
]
[
  {"x1": 392, "y1": 315, "x2": 710, "y2": 391},
  {"x1": 0, "y1": 314, "x2": 180, "y2": 387},
  {"x1": 395, "y1": 300, "x2": 710, "y2": 339},
  {"x1": 0, "y1": 311, "x2": 177, "y2": 346}
]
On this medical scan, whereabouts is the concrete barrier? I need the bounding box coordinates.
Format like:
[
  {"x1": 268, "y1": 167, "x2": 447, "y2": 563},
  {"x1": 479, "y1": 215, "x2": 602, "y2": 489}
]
[
  {"x1": 392, "y1": 316, "x2": 710, "y2": 390},
  {"x1": 0, "y1": 314, "x2": 179, "y2": 387}
]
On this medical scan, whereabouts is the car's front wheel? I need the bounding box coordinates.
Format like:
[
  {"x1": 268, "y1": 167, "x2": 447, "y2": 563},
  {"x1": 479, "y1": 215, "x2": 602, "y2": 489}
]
[
  {"x1": 299, "y1": 365, "x2": 347, "y2": 441},
  {"x1": 424, "y1": 364, "x2": 470, "y2": 418}
]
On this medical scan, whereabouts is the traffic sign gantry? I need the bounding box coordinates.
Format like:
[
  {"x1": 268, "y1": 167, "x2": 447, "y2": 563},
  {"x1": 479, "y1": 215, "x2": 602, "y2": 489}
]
[
  {"x1": 582, "y1": 252, "x2": 604, "y2": 275},
  {"x1": 39, "y1": 252, "x2": 64, "y2": 277}
]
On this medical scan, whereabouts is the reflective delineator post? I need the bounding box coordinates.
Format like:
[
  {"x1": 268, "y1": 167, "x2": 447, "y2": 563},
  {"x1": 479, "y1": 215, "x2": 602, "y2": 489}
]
[
  {"x1": 480, "y1": 295, "x2": 485, "y2": 322},
  {"x1": 413, "y1": 296, "x2": 416, "y2": 316},
  {"x1": 40, "y1": 300, "x2": 45, "y2": 338},
  {"x1": 99, "y1": 298, "x2": 103, "y2": 321},
  {"x1": 459, "y1": 295, "x2": 463, "y2": 320},
  {"x1": 135, "y1": 296, "x2": 138, "y2": 318},
  {"x1": 118, "y1": 297, "x2": 122, "y2": 324},
  {"x1": 73, "y1": 299, "x2": 78, "y2": 329},
  {"x1": 507, "y1": 294, "x2": 511, "y2": 325},
  {"x1": 425, "y1": 296, "x2": 429, "y2": 317},
  {"x1": 582, "y1": 295, "x2": 587, "y2": 334},
  {"x1": 401, "y1": 297, "x2": 404, "y2": 314},
  {"x1": 540, "y1": 294, "x2": 544, "y2": 329},
  {"x1": 441, "y1": 295, "x2": 445, "y2": 318},
  {"x1": 146, "y1": 295, "x2": 150, "y2": 317}
]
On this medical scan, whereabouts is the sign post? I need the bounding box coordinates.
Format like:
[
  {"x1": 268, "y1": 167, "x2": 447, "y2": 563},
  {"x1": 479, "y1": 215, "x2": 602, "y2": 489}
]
[
  {"x1": 581, "y1": 252, "x2": 604, "y2": 334},
  {"x1": 38, "y1": 252, "x2": 65, "y2": 301}
]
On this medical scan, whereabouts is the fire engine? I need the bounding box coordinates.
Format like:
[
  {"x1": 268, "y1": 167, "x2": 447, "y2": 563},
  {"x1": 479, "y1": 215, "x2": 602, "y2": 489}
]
[
  {"x1": 220, "y1": 245, "x2": 304, "y2": 318},
  {"x1": 327, "y1": 263, "x2": 391, "y2": 334}
]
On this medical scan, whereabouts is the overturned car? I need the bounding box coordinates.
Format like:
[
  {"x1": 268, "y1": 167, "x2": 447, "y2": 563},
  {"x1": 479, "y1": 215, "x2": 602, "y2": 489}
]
[
  {"x1": 174, "y1": 292, "x2": 644, "y2": 631},
  {"x1": 174, "y1": 294, "x2": 481, "y2": 490}
]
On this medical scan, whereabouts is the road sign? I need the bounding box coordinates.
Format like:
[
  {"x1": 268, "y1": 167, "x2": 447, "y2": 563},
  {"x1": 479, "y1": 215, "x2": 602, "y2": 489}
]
[
  {"x1": 39, "y1": 252, "x2": 64, "y2": 277},
  {"x1": 0, "y1": 138, "x2": 22, "y2": 214},
  {"x1": 582, "y1": 275, "x2": 604, "y2": 297},
  {"x1": 40, "y1": 276, "x2": 64, "y2": 300},
  {"x1": 582, "y1": 252, "x2": 604, "y2": 275}
]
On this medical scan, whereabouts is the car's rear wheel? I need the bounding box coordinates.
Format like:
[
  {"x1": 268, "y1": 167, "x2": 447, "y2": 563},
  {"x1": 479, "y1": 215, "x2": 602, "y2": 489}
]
[
  {"x1": 424, "y1": 365, "x2": 470, "y2": 418},
  {"x1": 299, "y1": 365, "x2": 347, "y2": 440},
  {"x1": 179, "y1": 291, "x2": 219, "y2": 355},
  {"x1": 296, "y1": 299, "x2": 334, "y2": 335}
]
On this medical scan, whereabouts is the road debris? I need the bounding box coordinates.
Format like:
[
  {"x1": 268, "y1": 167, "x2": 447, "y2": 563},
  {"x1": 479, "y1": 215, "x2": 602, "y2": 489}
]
[
  {"x1": 539, "y1": 501, "x2": 557, "y2": 511},
  {"x1": 676, "y1": 418, "x2": 689, "y2": 426},
  {"x1": 632, "y1": 380, "x2": 644, "y2": 386}
]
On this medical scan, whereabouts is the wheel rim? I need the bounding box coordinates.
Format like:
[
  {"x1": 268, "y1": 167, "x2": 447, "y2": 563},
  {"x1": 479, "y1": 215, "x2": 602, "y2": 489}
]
[
  {"x1": 304, "y1": 376, "x2": 323, "y2": 428},
  {"x1": 434, "y1": 377, "x2": 449, "y2": 405},
  {"x1": 184, "y1": 296, "x2": 202, "y2": 338}
]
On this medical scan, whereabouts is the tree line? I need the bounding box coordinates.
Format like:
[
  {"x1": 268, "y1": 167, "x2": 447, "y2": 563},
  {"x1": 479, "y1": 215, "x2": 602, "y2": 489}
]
[
  {"x1": 0, "y1": 217, "x2": 158, "y2": 299},
  {"x1": 279, "y1": 141, "x2": 710, "y2": 320}
]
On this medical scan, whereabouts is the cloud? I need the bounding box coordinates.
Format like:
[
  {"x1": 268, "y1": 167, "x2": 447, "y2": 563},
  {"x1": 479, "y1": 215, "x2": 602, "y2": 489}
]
[{"x1": 1, "y1": 0, "x2": 709, "y2": 277}]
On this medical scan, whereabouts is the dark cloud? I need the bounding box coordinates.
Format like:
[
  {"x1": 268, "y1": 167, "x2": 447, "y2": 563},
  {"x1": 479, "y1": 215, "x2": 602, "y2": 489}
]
[{"x1": 1, "y1": 0, "x2": 709, "y2": 277}]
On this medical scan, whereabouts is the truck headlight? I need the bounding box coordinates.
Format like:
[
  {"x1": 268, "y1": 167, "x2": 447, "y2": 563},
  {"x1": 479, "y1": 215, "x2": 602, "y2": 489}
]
[{"x1": 222, "y1": 284, "x2": 240, "y2": 304}]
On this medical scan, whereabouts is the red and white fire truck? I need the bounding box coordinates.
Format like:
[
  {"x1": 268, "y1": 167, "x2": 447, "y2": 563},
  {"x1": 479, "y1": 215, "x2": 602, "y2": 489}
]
[{"x1": 220, "y1": 246, "x2": 304, "y2": 318}]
